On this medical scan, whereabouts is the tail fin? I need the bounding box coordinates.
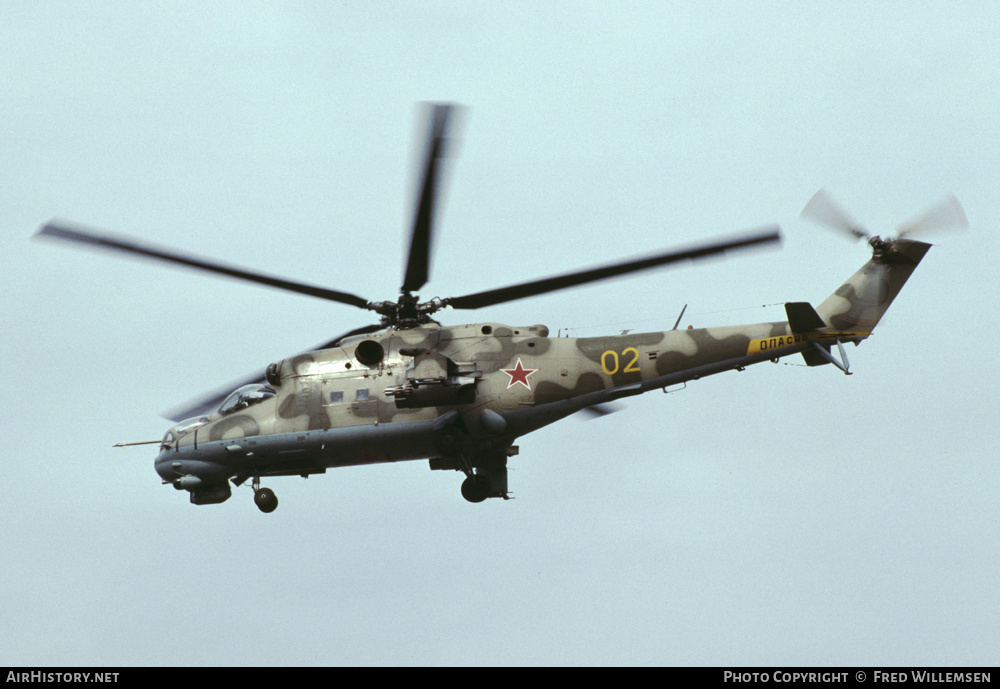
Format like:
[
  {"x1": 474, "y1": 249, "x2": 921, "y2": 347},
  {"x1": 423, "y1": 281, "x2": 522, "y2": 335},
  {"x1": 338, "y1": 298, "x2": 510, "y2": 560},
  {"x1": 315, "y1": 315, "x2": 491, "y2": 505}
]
[{"x1": 816, "y1": 238, "x2": 931, "y2": 332}]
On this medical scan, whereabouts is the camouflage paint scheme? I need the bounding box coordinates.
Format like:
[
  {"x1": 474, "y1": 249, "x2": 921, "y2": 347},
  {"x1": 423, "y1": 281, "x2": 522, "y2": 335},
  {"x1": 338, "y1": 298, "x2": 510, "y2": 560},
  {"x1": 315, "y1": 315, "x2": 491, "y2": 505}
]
[{"x1": 155, "y1": 239, "x2": 930, "y2": 505}]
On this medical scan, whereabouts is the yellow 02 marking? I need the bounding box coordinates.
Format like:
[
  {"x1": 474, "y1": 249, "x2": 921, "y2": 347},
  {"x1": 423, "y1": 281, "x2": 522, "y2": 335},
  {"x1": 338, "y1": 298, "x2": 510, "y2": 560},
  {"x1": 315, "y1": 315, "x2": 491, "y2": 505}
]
[{"x1": 601, "y1": 347, "x2": 642, "y2": 375}]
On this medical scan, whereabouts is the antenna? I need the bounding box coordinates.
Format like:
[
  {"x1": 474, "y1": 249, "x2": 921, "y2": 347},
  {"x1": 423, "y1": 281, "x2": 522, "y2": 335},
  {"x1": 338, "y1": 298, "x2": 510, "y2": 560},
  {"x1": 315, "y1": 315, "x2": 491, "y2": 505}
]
[{"x1": 672, "y1": 304, "x2": 688, "y2": 330}]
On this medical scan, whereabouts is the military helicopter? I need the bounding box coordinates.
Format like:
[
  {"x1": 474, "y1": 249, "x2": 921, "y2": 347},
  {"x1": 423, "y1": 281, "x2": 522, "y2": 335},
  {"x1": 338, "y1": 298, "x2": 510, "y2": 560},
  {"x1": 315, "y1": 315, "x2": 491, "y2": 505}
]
[{"x1": 36, "y1": 104, "x2": 966, "y2": 512}]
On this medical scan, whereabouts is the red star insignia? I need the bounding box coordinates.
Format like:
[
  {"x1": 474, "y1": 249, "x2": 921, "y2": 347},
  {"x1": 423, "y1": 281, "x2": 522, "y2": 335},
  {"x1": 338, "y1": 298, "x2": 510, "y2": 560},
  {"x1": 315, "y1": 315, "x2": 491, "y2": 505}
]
[{"x1": 501, "y1": 357, "x2": 538, "y2": 390}]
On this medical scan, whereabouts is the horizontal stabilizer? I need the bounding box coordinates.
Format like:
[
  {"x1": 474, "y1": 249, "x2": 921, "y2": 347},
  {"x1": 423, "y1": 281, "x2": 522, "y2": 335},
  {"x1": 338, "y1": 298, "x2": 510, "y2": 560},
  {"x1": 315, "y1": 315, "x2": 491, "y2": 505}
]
[
  {"x1": 785, "y1": 302, "x2": 827, "y2": 333},
  {"x1": 800, "y1": 340, "x2": 851, "y2": 374},
  {"x1": 801, "y1": 343, "x2": 832, "y2": 367}
]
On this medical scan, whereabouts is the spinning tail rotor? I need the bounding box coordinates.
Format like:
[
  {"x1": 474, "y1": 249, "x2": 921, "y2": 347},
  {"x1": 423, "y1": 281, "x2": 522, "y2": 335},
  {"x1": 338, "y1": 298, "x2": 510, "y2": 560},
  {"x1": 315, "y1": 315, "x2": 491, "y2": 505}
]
[
  {"x1": 802, "y1": 188, "x2": 967, "y2": 333},
  {"x1": 801, "y1": 188, "x2": 968, "y2": 253}
]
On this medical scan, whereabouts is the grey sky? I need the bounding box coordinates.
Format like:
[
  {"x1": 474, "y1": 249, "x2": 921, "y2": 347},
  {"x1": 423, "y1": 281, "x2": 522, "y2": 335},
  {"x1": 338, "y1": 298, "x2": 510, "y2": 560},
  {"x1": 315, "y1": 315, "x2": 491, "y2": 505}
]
[{"x1": 2, "y1": 2, "x2": 997, "y2": 665}]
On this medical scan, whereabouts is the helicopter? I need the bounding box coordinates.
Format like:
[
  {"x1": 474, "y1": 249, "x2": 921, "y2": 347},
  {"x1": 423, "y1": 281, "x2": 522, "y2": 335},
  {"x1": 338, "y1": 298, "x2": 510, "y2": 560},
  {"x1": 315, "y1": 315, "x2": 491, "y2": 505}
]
[{"x1": 35, "y1": 103, "x2": 966, "y2": 513}]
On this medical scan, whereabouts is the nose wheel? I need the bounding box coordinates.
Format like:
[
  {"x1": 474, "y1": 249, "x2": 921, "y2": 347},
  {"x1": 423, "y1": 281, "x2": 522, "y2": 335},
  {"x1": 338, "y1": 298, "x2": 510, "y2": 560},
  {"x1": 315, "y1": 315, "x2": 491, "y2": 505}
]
[{"x1": 251, "y1": 477, "x2": 278, "y2": 513}]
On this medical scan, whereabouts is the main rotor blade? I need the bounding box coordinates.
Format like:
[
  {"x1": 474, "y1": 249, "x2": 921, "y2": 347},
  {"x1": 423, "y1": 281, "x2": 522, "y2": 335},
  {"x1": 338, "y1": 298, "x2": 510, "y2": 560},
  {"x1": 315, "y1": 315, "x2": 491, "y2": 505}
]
[
  {"x1": 36, "y1": 220, "x2": 371, "y2": 309},
  {"x1": 445, "y1": 227, "x2": 782, "y2": 310},
  {"x1": 401, "y1": 103, "x2": 460, "y2": 293},
  {"x1": 896, "y1": 193, "x2": 968, "y2": 239},
  {"x1": 801, "y1": 188, "x2": 869, "y2": 240},
  {"x1": 161, "y1": 324, "x2": 384, "y2": 421}
]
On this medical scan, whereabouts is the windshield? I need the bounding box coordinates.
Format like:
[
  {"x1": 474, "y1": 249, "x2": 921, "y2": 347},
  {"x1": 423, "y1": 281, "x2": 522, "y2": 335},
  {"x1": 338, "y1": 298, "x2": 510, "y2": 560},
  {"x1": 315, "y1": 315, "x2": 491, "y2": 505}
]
[
  {"x1": 162, "y1": 415, "x2": 210, "y2": 449},
  {"x1": 160, "y1": 429, "x2": 177, "y2": 451},
  {"x1": 218, "y1": 384, "x2": 277, "y2": 416}
]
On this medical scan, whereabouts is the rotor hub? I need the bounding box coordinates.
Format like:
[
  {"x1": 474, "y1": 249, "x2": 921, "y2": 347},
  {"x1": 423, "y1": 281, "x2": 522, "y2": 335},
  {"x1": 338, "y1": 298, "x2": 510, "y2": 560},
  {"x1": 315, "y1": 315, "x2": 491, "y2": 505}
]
[
  {"x1": 869, "y1": 236, "x2": 894, "y2": 261},
  {"x1": 369, "y1": 292, "x2": 447, "y2": 328}
]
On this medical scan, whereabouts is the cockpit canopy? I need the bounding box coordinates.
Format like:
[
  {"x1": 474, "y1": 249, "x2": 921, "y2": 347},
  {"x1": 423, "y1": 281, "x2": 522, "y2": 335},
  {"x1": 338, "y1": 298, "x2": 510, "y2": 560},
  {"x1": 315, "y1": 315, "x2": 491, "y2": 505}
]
[
  {"x1": 161, "y1": 414, "x2": 208, "y2": 449},
  {"x1": 218, "y1": 384, "x2": 277, "y2": 416},
  {"x1": 161, "y1": 384, "x2": 276, "y2": 450}
]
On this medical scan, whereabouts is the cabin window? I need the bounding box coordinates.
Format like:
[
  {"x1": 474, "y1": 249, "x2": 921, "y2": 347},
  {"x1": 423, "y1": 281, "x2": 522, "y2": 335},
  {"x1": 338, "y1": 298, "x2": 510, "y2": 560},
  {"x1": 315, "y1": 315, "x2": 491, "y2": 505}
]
[
  {"x1": 356, "y1": 389, "x2": 370, "y2": 401},
  {"x1": 330, "y1": 391, "x2": 344, "y2": 403}
]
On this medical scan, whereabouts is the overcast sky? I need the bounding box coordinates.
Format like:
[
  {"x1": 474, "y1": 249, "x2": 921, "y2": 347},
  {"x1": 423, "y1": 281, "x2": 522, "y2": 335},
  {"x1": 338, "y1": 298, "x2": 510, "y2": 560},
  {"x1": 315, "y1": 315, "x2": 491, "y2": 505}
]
[{"x1": 3, "y1": 1, "x2": 998, "y2": 666}]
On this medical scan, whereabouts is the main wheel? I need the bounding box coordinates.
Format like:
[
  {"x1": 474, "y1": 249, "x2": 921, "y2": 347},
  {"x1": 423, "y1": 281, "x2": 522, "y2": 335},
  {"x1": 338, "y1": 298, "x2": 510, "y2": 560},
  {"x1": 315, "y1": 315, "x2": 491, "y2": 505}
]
[
  {"x1": 254, "y1": 487, "x2": 279, "y2": 513},
  {"x1": 461, "y1": 474, "x2": 491, "y2": 503}
]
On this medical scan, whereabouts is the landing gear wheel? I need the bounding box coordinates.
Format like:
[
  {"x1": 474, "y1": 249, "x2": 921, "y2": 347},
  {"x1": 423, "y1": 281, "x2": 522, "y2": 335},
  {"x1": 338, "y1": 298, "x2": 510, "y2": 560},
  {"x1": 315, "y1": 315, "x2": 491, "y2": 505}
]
[
  {"x1": 461, "y1": 474, "x2": 491, "y2": 503},
  {"x1": 254, "y1": 487, "x2": 279, "y2": 513}
]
